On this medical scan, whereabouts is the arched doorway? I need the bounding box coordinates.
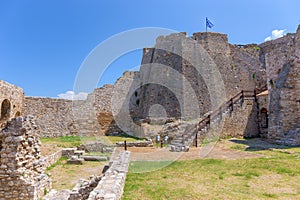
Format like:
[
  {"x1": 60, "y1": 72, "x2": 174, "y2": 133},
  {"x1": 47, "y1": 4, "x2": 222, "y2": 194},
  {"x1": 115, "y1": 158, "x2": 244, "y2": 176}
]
[
  {"x1": 1, "y1": 99, "x2": 11, "y2": 120},
  {"x1": 260, "y1": 108, "x2": 268, "y2": 128},
  {"x1": 15, "y1": 111, "x2": 21, "y2": 117}
]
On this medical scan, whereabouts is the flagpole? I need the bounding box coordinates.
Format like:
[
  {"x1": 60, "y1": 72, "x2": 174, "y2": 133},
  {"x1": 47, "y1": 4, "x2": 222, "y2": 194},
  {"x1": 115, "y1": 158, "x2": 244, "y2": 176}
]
[{"x1": 205, "y1": 18, "x2": 207, "y2": 32}]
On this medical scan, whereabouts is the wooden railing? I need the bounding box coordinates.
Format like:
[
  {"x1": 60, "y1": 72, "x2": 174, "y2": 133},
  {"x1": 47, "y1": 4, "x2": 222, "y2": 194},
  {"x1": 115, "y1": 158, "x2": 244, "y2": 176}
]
[{"x1": 193, "y1": 85, "x2": 267, "y2": 147}]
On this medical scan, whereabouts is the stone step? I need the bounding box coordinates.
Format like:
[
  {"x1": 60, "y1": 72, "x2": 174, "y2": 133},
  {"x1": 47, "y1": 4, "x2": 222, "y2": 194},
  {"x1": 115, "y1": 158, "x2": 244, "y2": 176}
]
[
  {"x1": 81, "y1": 155, "x2": 108, "y2": 161},
  {"x1": 67, "y1": 158, "x2": 84, "y2": 165},
  {"x1": 74, "y1": 150, "x2": 85, "y2": 156}
]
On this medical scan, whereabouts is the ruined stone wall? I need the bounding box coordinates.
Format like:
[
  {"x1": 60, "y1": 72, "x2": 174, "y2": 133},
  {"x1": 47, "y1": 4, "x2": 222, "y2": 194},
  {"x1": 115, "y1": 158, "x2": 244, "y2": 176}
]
[
  {"x1": 88, "y1": 150, "x2": 130, "y2": 200},
  {"x1": 130, "y1": 31, "x2": 262, "y2": 138},
  {"x1": 221, "y1": 98, "x2": 259, "y2": 138},
  {"x1": 193, "y1": 32, "x2": 260, "y2": 98},
  {"x1": 136, "y1": 32, "x2": 262, "y2": 118},
  {"x1": 92, "y1": 84, "x2": 123, "y2": 135},
  {"x1": 23, "y1": 97, "x2": 74, "y2": 137},
  {"x1": 72, "y1": 96, "x2": 102, "y2": 136},
  {"x1": 41, "y1": 149, "x2": 62, "y2": 169},
  {"x1": 261, "y1": 25, "x2": 300, "y2": 145},
  {"x1": 23, "y1": 96, "x2": 102, "y2": 137},
  {"x1": 181, "y1": 35, "x2": 211, "y2": 117},
  {"x1": 0, "y1": 80, "x2": 24, "y2": 127},
  {"x1": 260, "y1": 33, "x2": 296, "y2": 90},
  {"x1": 0, "y1": 116, "x2": 51, "y2": 200},
  {"x1": 230, "y1": 44, "x2": 266, "y2": 89},
  {"x1": 137, "y1": 33, "x2": 185, "y2": 120},
  {"x1": 257, "y1": 94, "x2": 269, "y2": 138},
  {"x1": 69, "y1": 175, "x2": 101, "y2": 200},
  {"x1": 4, "y1": 26, "x2": 299, "y2": 144}
]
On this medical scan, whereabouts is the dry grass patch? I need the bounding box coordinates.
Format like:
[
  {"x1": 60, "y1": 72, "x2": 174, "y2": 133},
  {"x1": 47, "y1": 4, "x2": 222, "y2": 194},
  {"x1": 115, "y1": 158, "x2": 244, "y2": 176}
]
[{"x1": 46, "y1": 158, "x2": 107, "y2": 190}]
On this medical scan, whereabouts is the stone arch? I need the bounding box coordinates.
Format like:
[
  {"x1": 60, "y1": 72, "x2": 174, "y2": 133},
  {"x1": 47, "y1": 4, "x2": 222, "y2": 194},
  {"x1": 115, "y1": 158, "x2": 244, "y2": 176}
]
[
  {"x1": 260, "y1": 108, "x2": 268, "y2": 128},
  {"x1": 15, "y1": 111, "x2": 21, "y2": 118},
  {"x1": 1, "y1": 99, "x2": 11, "y2": 120}
]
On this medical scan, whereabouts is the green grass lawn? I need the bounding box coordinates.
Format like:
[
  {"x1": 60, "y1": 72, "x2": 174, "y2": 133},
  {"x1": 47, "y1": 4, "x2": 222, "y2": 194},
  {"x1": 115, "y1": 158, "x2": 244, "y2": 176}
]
[
  {"x1": 123, "y1": 141, "x2": 300, "y2": 200},
  {"x1": 40, "y1": 135, "x2": 143, "y2": 148}
]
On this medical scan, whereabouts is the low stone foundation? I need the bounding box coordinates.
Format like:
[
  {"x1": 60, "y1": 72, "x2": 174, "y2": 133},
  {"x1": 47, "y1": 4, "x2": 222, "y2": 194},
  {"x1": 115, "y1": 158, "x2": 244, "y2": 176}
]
[
  {"x1": 42, "y1": 149, "x2": 62, "y2": 169},
  {"x1": 69, "y1": 176, "x2": 102, "y2": 200},
  {"x1": 116, "y1": 140, "x2": 153, "y2": 147},
  {"x1": 88, "y1": 151, "x2": 130, "y2": 200},
  {"x1": 77, "y1": 142, "x2": 115, "y2": 153},
  {"x1": 274, "y1": 128, "x2": 300, "y2": 146}
]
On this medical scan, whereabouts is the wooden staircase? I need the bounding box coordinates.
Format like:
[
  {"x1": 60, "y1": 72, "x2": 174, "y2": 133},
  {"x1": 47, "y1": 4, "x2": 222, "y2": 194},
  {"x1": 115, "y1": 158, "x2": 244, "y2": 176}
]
[{"x1": 170, "y1": 86, "x2": 267, "y2": 152}]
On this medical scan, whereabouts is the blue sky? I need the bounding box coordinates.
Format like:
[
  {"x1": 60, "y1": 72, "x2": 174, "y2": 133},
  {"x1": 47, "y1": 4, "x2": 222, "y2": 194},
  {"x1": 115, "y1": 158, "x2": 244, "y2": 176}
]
[{"x1": 0, "y1": 0, "x2": 299, "y2": 98}]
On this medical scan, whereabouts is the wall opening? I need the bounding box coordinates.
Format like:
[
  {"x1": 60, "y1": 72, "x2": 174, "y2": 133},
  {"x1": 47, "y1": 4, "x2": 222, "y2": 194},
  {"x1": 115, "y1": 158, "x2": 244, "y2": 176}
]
[
  {"x1": 260, "y1": 108, "x2": 268, "y2": 128},
  {"x1": 1, "y1": 99, "x2": 11, "y2": 120},
  {"x1": 15, "y1": 111, "x2": 21, "y2": 118}
]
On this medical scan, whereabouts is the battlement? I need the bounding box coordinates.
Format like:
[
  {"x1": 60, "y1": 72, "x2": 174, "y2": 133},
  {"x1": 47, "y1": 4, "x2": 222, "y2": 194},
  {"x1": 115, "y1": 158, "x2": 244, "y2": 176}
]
[
  {"x1": 156, "y1": 32, "x2": 188, "y2": 43},
  {"x1": 192, "y1": 31, "x2": 228, "y2": 42}
]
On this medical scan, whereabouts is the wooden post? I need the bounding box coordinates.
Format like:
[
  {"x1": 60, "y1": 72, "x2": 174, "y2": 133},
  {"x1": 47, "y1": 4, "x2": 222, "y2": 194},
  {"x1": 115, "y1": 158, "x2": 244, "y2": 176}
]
[
  {"x1": 240, "y1": 90, "x2": 244, "y2": 107},
  {"x1": 195, "y1": 132, "x2": 198, "y2": 148},
  {"x1": 124, "y1": 140, "x2": 127, "y2": 151},
  {"x1": 206, "y1": 115, "x2": 211, "y2": 130}
]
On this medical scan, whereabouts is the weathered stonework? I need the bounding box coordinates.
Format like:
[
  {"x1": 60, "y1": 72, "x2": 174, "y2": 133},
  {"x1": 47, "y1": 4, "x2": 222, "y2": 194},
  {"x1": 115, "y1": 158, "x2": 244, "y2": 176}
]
[
  {"x1": 23, "y1": 97, "x2": 74, "y2": 137},
  {"x1": 41, "y1": 149, "x2": 62, "y2": 169},
  {"x1": 0, "y1": 24, "x2": 299, "y2": 200},
  {"x1": 91, "y1": 84, "x2": 123, "y2": 135},
  {"x1": 222, "y1": 98, "x2": 259, "y2": 138},
  {"x1": 23, "y1": 96, "x2": 102, "y2": 137},
  {"x1": 2, "y1": 25, "x2": 300, "y2": 146},
  {"x1": 260, "y1": 25, "x2": 300, "y2": 145},
  {"x1": 0, "y1": 116, "x2": 51, "y2": 200},
  {"x1": 69, "y1": 175, "x2": 101, "y2": 200},
  {"x1": 88, "y1": 151, "x2": 130, "y2": 200},
  {"x1": 0, "y1": 80, "x2": 24, "y2": 128},
  {"x1": 123, "y1": 31, "x2": 264, "y2": 139}
]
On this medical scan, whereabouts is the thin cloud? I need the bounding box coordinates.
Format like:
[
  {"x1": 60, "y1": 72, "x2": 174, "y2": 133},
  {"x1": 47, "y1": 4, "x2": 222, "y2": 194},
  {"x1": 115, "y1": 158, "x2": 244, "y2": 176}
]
[
  {"x1": 264, "y1": 29, "x2": 286, "y2": 41},
  {"x1": 57, "y1": 91, "x2": 88, "y2": 100}
]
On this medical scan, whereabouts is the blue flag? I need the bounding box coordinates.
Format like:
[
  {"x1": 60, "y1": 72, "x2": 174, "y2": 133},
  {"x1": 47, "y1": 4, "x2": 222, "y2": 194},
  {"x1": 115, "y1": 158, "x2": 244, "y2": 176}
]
[{"x1": 206, "y1": 17, "x2": 214, "y2": 29}]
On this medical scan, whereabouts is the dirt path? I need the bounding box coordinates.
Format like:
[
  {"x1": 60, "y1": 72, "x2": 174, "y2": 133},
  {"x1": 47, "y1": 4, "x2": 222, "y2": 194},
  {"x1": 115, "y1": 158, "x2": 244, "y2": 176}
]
[{"x1": 116, "y1": 139, "x2": 261, "y2": 162}]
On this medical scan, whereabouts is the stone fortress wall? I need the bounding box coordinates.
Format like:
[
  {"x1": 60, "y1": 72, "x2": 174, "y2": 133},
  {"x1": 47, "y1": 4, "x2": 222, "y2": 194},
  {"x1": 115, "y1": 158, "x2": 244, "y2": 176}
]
[
  {"x1": 23, "y1": 92, "x2": 103, "y2": 137},
  {"x1": 0, "y1": 24, "x2": 299, "y2": 200},
  {"x1": 260, "y1": 25, "x2": 300, "y2": 145},
  {"x1": 0, "y1": 80, "x2": 24, "y2": 128},
  {"x1": 131, "y1": 31, "x2": 265, "y2": 139},
  {"x1": 1, "y1": 25, "x2": 299, "y2": 144},
  {"x1": 23, "y1": 97, "x2": 74, "y2": 137}
]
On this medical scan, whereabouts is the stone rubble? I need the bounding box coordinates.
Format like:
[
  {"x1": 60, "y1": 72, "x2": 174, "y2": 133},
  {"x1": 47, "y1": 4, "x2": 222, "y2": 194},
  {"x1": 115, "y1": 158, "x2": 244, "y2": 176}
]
[{"x1": 0, "y1": 116, "x2": 51, "y2": 200}]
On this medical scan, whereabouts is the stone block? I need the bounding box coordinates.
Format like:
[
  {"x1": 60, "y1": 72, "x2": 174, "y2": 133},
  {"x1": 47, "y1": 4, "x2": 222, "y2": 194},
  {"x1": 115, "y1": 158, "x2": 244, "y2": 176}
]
[
  {"x1": 62, "y1": 148, "x2": 77, "y2": 158},
  {"x1": 81, "y1": 156, "x2": 108, "y2": 162},
  {"x1": 67, "y1": 158, "x2": 84, "y2": 165}
]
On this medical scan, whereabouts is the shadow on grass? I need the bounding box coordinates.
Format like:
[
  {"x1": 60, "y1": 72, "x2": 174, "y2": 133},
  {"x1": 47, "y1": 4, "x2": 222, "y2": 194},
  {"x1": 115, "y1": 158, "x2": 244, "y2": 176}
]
[{"x1": 228, "y1": 138, "x2": 300, "y2": 152}]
